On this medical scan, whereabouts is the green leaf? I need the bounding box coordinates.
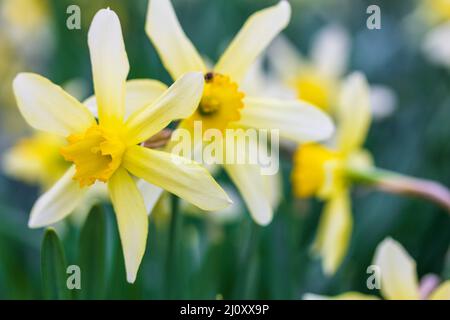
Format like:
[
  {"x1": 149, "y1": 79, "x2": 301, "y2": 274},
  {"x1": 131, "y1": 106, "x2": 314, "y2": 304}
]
[
  {"x1": 41, "y1": 228, "x2": 70, "y2": 300},
  {"x1": 79, "y1": 205, "x2": 107, "y2": 299}
]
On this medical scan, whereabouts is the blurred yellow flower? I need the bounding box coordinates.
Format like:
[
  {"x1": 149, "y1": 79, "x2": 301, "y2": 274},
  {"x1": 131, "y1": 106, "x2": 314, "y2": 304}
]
[
  {"x1": 305, "y1": 237, "x2": 450, "y2": 300},
  {"x1": 292, "y1": 72, "x2": 373, "y2": 274},
  {"x1": 12, "y1": 8, "x2": 231, "y2": 283},
  {"x1": 145, "y1": 0, "x2": 334, "y2": 225},
  {"x1": 2, "y1": 132, "x2": 68, "y2": 189}
]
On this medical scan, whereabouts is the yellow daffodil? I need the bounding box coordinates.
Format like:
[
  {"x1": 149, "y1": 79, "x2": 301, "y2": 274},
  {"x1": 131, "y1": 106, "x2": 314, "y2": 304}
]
[
  {"x1": 305, "y1": 237, "x2": 450, "y2": 300},
  {"x1": 268, "y1": 26, "x2": 396, "y2": 118},
  {"x1": 292, "y1": 72, "x2": 373, "y2": 274},
  {"x1": 145, "y1": 0, "x2": 334, "y2": 225},
  {"x1": 12, "y1": 8, "x2": 231, "y2": 283}
]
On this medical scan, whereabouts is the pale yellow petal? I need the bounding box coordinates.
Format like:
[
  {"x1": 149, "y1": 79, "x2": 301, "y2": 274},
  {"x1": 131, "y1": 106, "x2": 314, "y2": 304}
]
[
  {"x1": 88, "y1": 8, "x2": 129, "y2": 128},
  {"x1": 84, "y1": 79, "x2": 168, "y2": 120},
  {"x1": 373, "y1": 237, "x2": 420, "y2": 300},
  {"x1": 311, "y1": 24, "x2": 350, "y2": 79},
  {"x1": 429, "y1": 280, "x2": 450, "y2": 300},
  {"x1": 238, "y1": 97, "x2": 334, "y2": 143},
  {"x1": 124, "y1": 72, "x2": 204, "y2": 145},
  {"x1": 224, "y1": 162, "x2": 273, "y2": 226},
  {"x1": 303, "y1": 292, "x2": 379, "y2": 300},
  {"x1": 145, "y1": 0, "x2": 206, "y2": 79},
  {"x1": 108, "y1": 168, "x2": 148, "y2": 284},
  {"x1": 215, "y1": 1, "x2": 291, "y2": 83},
  {"x1": 136, "y1": 180, "x2": 164, "y2": 214},
  {"x1": 313, "y1": 189, "x2": 352, "y2": 275},
  {"x1": 123, "y1": 145, "x2": 231, "y2": 211},
  {"x1": 337, "y1": 72, "x2": 371, "y2": 153},
  {"x1": 13, "y1": 73, "x2": 95, "y2": 136},
  {"x1": 28, "y1": 166, "x2": 87, "y2": 228},
  {"x1": 267, "y1": 35, "x2": 305, "y2": 82}
]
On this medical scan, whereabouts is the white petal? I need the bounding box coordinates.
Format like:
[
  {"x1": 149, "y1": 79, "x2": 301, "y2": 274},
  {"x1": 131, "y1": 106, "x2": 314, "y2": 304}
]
[
  {"x1": 215, "y1": 1, "x2": 291, "y2": 83},
  {"x1": 13, "y1": 73, "x2": 95, "y2": 136},
  {"x1": 88, "y1": 8, "x2": 129, "y2": 127},
  {"x1": 373, "y1": 237, "x2": 420, "y2": 300},
  {"x1": 145, "y1": 0, "x2": 206, "y2": 79},
  {"x1": 28, "y1": 166, "x2": 86, "y2": 228},
  {"x1": 311, "y1": 24, "x2": 350, "y2": 79},
  {"x1": 224, "y1": 162, "x2": 273, "y2": 226},
  {"x1": 137, "y1": 180, "x2": 164, "y2": 214},
  {"x1": 369, "y1": 84, "x2": 397, "y2": 120},
  {"x1": 238, "y1": 97, "x2": 334, "y2": 143},
  {"x1": 422, "y1": 22, "x2": 450, "y2": 69}
]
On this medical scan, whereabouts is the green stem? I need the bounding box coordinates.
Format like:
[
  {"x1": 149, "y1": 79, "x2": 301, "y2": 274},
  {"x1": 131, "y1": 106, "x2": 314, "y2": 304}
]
[
  {"x1": 347, "y1": 167, "x2": 450, "y2": 213},
  {"x1": 165, "y1": 195, "x2": 181, "y2": 299}
]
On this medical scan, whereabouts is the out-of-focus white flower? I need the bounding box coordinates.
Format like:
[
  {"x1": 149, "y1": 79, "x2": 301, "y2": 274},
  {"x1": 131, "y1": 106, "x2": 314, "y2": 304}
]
[{"x1": 422, "y1": 22, "x2": 450, "y2": 69}]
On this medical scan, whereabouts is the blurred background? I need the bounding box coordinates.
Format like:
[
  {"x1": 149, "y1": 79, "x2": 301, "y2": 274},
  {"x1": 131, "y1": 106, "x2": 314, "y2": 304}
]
[{"x1": 0, "y1": 0, "x2": 449, "y2": 299}]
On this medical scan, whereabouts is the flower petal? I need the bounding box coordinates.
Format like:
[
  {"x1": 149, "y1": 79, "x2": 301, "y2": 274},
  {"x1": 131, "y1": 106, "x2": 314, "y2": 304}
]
[
  {"x1": 373, "y1": 237, "x2": 420, "y2": 300},
  {"x1": 224, "y1": 162, "x2": 273, "y2": 226},
  {"x1": 137, "y1": 180, "x2": 164, "y2": 214},
  {"x1": 145, "y1": 0, "x2": 206, "y2": 79},
  {"x1": 84, "y1": 79, "x2": 168, "y2": 120},
  {"x1": 313, "y1": 189, "x2": 352, "y2": 275},
  {"x1": 88, "y1": 8, "x2": 129, "y2": 128},
  {"x1": 238, "y1": 97, "x2": 334, "y2": 143},
  {"x1": 429, "y1": 281, "x2": 450, "y2": 300},
  {"x1": 124, "y1": 72, "x2": 204, "y2": 145},
  {"x1": 311, "y1": 24, "x2": 350, "y2": 79},
  {"x1": 13, "y1": 73, "x2": 95, "y2": 136},
  {"x1": 123, "y1": 145, "x2": 231, "y2": 211},
  {"x1": 267, "y1": 35, "x2": 305, "y2": 83},
  {"x1": 108, "y1": 168, "x2": 148, "y2": 284},
  {"x1": 28, "y1": 166, "x2": 87, "y2": 228},
  {"x1": 303, "y1": 292, "x2": 379, "y2": 300},
  {"x1": 336, "y1": 72, "x2": 371, "y2": 153},
  {"x1": 214, "y1": 1, "x2": 291, "y2": 83}
]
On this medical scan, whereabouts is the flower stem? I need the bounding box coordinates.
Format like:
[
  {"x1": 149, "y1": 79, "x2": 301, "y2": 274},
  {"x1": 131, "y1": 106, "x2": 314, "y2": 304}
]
[
  {"x1": 166, "y1": 194, "x2": 181, "y2": 299},
  {"x1": 347, "y1": 167, "x2": 450, "y2": 213}
]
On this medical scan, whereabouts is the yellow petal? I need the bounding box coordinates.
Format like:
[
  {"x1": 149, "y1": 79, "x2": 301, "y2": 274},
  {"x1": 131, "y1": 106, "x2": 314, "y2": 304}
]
[
  {"x1": 108, "y1": 168, "x2": 148, "y2": 283},
  {"x1": 123, "y1": 145, "x2": 231, "y2": 211},
  {"x1": 124, "y1": 72, "x2": 204, "y2": 145},
  {"x1": 28, "y1": 166, "x2": 87, "y2": 228},
  {"x1": 215, "y1": 1, "x2": 291, "y2": 83},
  {"x1": 303, "y1": 292, "x2": 379, "y2": 300},
  {"x1": 13, "y1": 73, "x2": 95, "y2": 136},
  {"x1": 429, "y1": 280, "x2": 450, "y2": 300},
  {"x1": 238, "y1": 97, "x2": 334, "y2": 143},
  {"x1": 267, "y1": 35, "x2": 305, "y2": 83},
  {"x1": 84, "y1": 79, "x2": 168, "y2": 120},
  {"x1": 313, "y1": 189, "x2": 352, "y2": 275},
  {"x1": 88, "y1": 8, "x2": 129, "y2": 128},
  {"x1": 336, "y1": 72, "x2": 371, "y2": 153},
  {"x1": 145, "y1": 0, "x2": 206, "y2": 79},
  {"x1": 224, "y1": 162, "x2": 273, "y2": 226},
  {"x1": 373, "y1": 237, "x2": 420, "y2": 300}
]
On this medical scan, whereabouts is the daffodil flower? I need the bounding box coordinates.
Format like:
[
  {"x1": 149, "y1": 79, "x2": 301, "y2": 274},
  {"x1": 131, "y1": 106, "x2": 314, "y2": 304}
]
[
  {"x1": 12, "y1": 8, "x2": 231, "y2": 283},
  {"x1": 145, "y1": 0, "x2": 334, "y2": 225},
  {"x1": 304, "y1": 237, "x2": 450, "y2": 300},
  {"x1": 292, "y1": 72, "x2": 450, "y2": 275},
  {"x1": 268, "y1": 26, "x2": 396, "y2": 119}
]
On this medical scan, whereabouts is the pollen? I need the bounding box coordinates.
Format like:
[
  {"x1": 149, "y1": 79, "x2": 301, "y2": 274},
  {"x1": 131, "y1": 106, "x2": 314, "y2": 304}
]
[
  {"x1": 60, "y1": 124, "x2": 125, "y2": 187},
  {"x1": 186, "y1": 72, "x2": 245, "y2": 131},
  {"x1": 291, "y1": 143, "x2": 342, "y2": 198}
]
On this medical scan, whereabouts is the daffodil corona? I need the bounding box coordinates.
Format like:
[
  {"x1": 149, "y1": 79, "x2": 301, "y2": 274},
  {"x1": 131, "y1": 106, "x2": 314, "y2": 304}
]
[
  {"x1": 145, "y1": 0, "x2": 334, "y2": 225},
  {"x1": 12, "y1": 8, "x2": 231, "y2": 283}
]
